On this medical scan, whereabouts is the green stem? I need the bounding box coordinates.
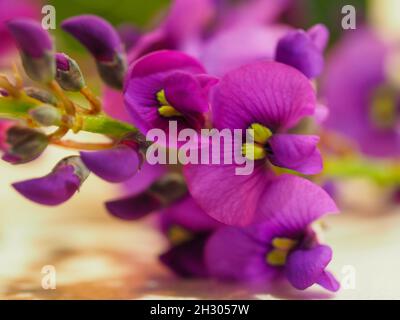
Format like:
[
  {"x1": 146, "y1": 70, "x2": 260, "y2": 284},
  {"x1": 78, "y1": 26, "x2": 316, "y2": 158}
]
[
  {"x1": 324, "y1": 156, "x2": 400, "y2": 186},
  {"x1": 0, "y1": 97, "x2": 136, "y2": 138}
]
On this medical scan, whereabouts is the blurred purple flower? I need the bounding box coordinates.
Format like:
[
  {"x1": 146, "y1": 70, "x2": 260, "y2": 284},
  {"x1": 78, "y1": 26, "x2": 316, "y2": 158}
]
[
  {"x1": 205, "y1": 175, "x2": 339, "y2": 291},
  {"x1": 275, "y1": 24, "x2": 328, "y2": 78},
  {"x1": 322, "y1": 28, "x2": 400, "y2": 157},
  {"x1": 12, "y1": 156, "x2": 89, "y2": 206},
  {"x1": 185, "y1": 61, "x2": 321, "y2": 225},
  {"x1": 124, "y1": 50, "x2": 217, "y2": 136},
  {"x1": 7, "y1": 18, "x2": 52, "y2": 58},
  {"x1": 7, "y1": 18, "x2": 55, "y2": 82},
  {"x1": 159, "y1": 195, "x2": 222, "y2": 278},
  {"x1": 0, "y1": 0, "x2": 39, "y2": 60},
  {"x1": 62, "y1": 15, "x2": 123, "y2": 62},
  {"x1": 62, "y1": 15, "x2": 126, "y2": 89}
]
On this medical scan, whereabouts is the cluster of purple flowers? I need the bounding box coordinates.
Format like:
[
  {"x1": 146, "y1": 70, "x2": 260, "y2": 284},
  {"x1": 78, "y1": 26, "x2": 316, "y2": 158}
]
[{"x1": 0, "y1": 0, "x2": 348, "y2": 294}]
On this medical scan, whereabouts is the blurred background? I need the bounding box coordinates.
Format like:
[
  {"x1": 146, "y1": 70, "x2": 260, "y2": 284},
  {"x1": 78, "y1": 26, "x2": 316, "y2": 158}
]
[{"x1": 0, "y1": 0, "x2": 399, "y2": 299}]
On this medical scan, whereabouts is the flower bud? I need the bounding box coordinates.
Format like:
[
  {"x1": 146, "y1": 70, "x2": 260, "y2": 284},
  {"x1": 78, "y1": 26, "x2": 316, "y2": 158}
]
[
  {"x1": 29, "y1": 105, "x2": 62, "y2": 127},
  {"x1": 96, "y1": 52, "x2": 126, "y2": 89},
  {"x1": 61, "y1": 15, "x2": 126, "y2": 89},
  {"x1": 24, "y1": 87, "x2": 57, "y2": 105},
  {"x1": 55, "y1": 53, "x2": 86, "y2": 91},
  {"x1": 12, "y1": 156, "x2": 90, "y2": 206},
  {"x1": 1, "y1": 126, "x2": 49, "y2": 164},
  {"x1": 7, "y1": 19, "x2": 55, "y2": 83}
]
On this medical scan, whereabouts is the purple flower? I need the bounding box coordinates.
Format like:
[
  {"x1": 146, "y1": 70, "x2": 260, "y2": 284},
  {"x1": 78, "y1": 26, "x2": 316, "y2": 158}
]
[
  {"x1": 184, "y1": 61, "x2": 321, "y2": 225},
  {"x1": 159, "y1": 195, "x2": 222, "y2": 278},
  {"x1": 0, "y1": 125, "x2": 48, "y2": 164},
  {"x1": 7, "y1": 18, "x2": 55, "y2": 82},
  {"x1": 124, "y1": 50, "x2": 218, "y2": 136},
  {"x1": 275, "y1": 24, "x2": 329, "y2": 78},
  {"x1": 0, "y1": 0, "x2": 39, "y2": 60},
  {"x1": 322, "y1": 28, "x2": 400, "y2": 157},
  {"x1": 7, "y1": 18, "x2": 52, "y2": 58},
  {"x1": 12, "y1": 156, "x2": 89, "y2": 206},
  {"x1": 197, "y1": 24, "x2": 289, "y2": 76},
  {"x1": 80, "y1": 137, "x2": 142, "y2": 183},
  {"x1": 205, "y1": 174, "x2": 339, "y2": 292},
  {"x1": 61, "y1": 15, "x2": 126, "y2": 89},
  {"x1": 127, "y1": 0, "x2": 215, "y2": 61},
  {"x1": 62, "y1": 15, "x2": 123, "y2": 62}
]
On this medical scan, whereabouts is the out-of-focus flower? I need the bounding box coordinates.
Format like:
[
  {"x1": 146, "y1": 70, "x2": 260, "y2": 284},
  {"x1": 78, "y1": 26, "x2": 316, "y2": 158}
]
[
  {"x1": 159, "y1": 195, "x2": 222, "y2": 278},
  {"x1": 185, "y1": 61, "x2": 322, "y2": 225},
  {"x1": 322, "y1": 28, "x2": 400, "y2": 157},
  {"x1": 205, "y1": 175, "x2": 339, "y2": 292},
  {"x1": 275, "y1": 24, "x2": 328, "y2": 78},
  {"x1": 127, "y1": 0, "x2": 215, "y2": 62},
  {"x1": 7, "y1": 18, "x2": 55, "y2": 82},
  {"x1": 117, "y1": 24, "x2": 142, "y2": 51},
  {"x1": 105, "y1": 173, "x2": 187, "y2": 220},
  {"x1": 55, "y1": 53, "x2": 85, "y2": 92},
  {"x1": 12, "y1": 156, "x2": 89, "y2": 206},
  {"x1": 62, "y1": 15, "x2": 126, "y2": 89},
  {"x1": 0, "y1": 0, "x2": 39, "y2": 61},
  {"x1": 80, "y1": 134, "x2": 143, "y2": 183},
  {"x1": 0, "y1": 125, "x2": 48, "y2": 164},
  {"x1": 124, "y1": 50, "x2": 218, "y2": 136}
]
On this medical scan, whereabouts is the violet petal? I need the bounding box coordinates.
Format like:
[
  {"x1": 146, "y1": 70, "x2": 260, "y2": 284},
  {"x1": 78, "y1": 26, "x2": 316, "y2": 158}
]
[
  {"x1": 268, "y1": 134, "x2": 323, "y2": 175},
  {"x1": 62, "y1": 15, "x2": 122, "y2": 61},
  {"x1": 80, "y1": 145, "x2": 141, "y2": 183},
  {"x1": 285, "y1": 245, "x2": 336, "y2": 291},
  {"x1": 7, "y1": 18, "x2": 52, "y2": 58},
  {"x1": 105, "y1": 192, "x2": 163, "y2": 220},
  {"x1": 12, "y1": 166, "x2": 81, "y2": 206}
]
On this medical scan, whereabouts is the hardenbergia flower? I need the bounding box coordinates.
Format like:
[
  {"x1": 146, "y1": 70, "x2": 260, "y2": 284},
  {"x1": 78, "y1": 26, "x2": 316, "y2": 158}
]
[
  {"x1": 185, "y1": 61, "x2": 322, "y2": 225},
  {"x1": 62, "y1": 15, "x2": 127, "y2": 89},
  {"x1": 205, "y1": 174, "x2": 339, "y2": 292},
  {"x1": 124, "y1": 50, "x2": 218, "y2": 137}
]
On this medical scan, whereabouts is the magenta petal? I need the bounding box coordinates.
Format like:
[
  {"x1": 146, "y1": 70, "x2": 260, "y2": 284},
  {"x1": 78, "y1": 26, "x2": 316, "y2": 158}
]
[
  {"x1": 160, "y1": 234, "x2": 210, "y2": 278},
  {"x1": 184, "y1": 162, "x2": 272, "y2": 226},
  {"x1": 124, "y1": 50, "x2": 206, "y2": 134},
  {"x1": 62, "y1": 15, "x2": 122, "y2": 61},
  {"x1": 285, "y1": 245, "x2": 336, "y2": 291},
  {"x1": 160, "y1": 195, "x2": 221, "y2": 234},
  {"x1": 275, "y1": 29, "x2": 324, "y2": 79},
  {"x1": 254, "y1": 174, "x2": 339, "y2": 229},
  {"x1": 12, "y1": 166, "x2": 80, "y2": 206},
  {"x1": 199, "y1": 25, "x2": 289, "y2": 77},
  {"x1": 268, "y1": 134, "x2": 322, "y2": 174},
  {"x1": 7, "y1": 18, "x2": 52, "y2": 58},
  {"x1": 205, "y1": 226, "x2": 277, "y2": 282},
  {"x1": 307, "y1": 24, "x2": 329, "y2": 51},
  {"x1": 103, "y1": 87, "x2": 132, "y2": 122},
  {"x1": 212, "y1": 61, "x2": 316, "y2": 131},
  {"x1": 317, "y1": 270, "x2": 340, "y2": 292},
  {"x1": 105, "y1": 193, "x2": 162, "y2": 220},
  {"x1": 162, "y1": 0, "x2": 214, "y2": 46},
  {"x1": 164, "y1": 72, "x2": 209, "y2": 114},
  {"x1": 80, "y1": 145, "x2": 141, "y2": 183}
]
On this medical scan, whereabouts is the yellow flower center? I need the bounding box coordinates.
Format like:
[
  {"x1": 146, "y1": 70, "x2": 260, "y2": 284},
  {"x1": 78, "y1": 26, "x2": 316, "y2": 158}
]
[
  {"x1": 370, "y1": 86, "x2": 397, "y2": 129},
  {"x1": 168, "y1": 225, "x2": 193, "y2": 245},
  {"x1": 242, "y1": 123, "x2": 272, "y2": 160},
  {"x1": 266, "y1": 237, "x2": 297, "y2": 266},
  {"x1": 156, "y1": 89, "x2": 183, "y2": 118}
]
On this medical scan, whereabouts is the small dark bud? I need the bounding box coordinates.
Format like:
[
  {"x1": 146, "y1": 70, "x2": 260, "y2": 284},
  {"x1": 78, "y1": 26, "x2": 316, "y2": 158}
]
[{"x1": 55, "y1": 53, "x2": 86, "y2": 91}]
